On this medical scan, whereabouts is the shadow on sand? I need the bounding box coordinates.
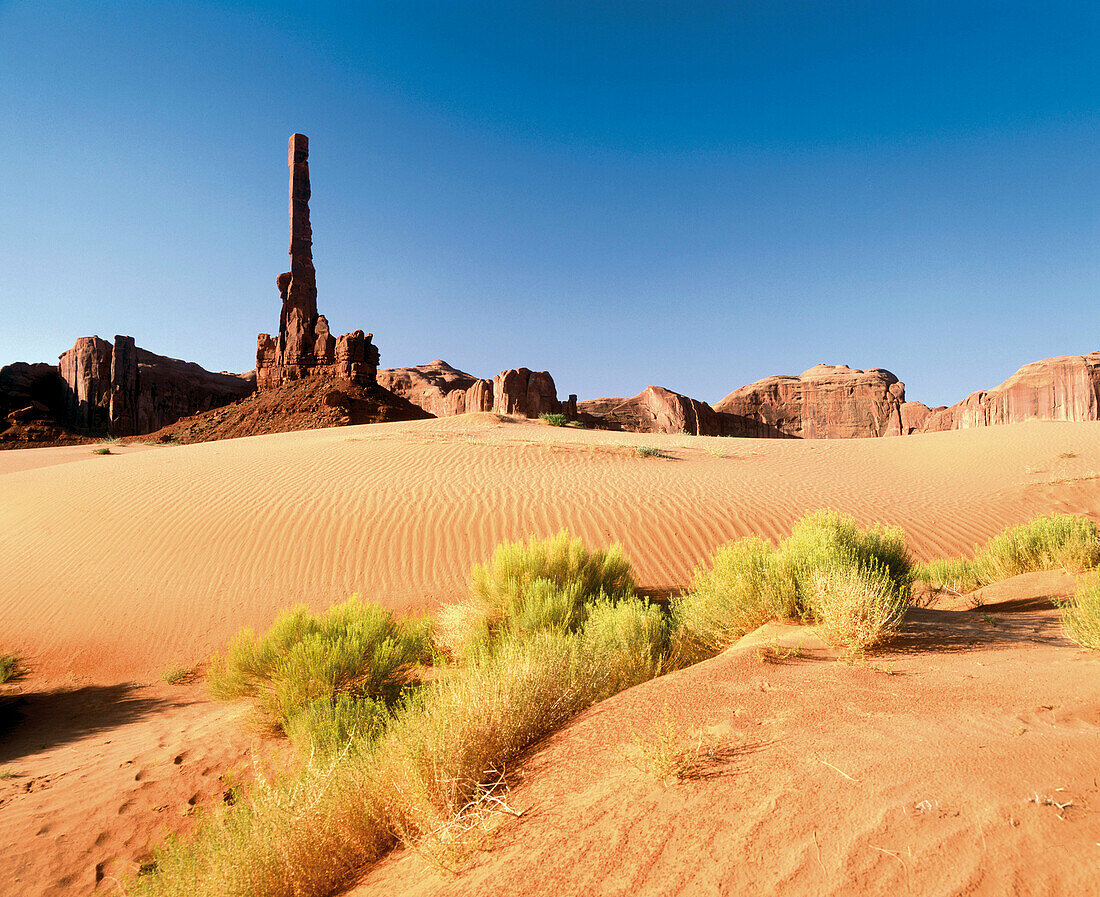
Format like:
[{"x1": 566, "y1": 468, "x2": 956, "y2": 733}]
[{"x1": 0, "y1": 683, "x2": 185, "y2": 764}]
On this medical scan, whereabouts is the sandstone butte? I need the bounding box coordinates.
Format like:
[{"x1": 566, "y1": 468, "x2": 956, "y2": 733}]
[{"x1": 3, "y1": 131, "x2": 1100, "y2": 445}]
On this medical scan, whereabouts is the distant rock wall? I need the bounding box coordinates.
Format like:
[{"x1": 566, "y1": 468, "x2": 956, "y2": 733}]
[
  {"x1": 713, "y1": 364, "x2": 906, "y2": 439},
  {"x1": 579, "y1": 385, "x2": 722, "y2": 436},
  {"x1": 57, "y1": 335, "x2": 254, "y2": 437},
  {"x1": 901, "y1": 353, "x2": 1100, "y2": 434},
  {"x1": 377, "y1": 361, "x2": 560, "y2": 419}
]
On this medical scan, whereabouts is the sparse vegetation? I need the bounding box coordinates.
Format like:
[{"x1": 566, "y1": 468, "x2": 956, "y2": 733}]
[
  {"x1": 1060, "y1": 573, "x2": 1100, "y2": 649},
  {"x1": 634, "y1": 445, "x2": 663, "y2": 458},
  {"x1": 0, "y1": 653, "x2": 22, "y2": 684},
  {"x1": 134, "y1": 533, "x2": 675, "y2": 897},
  {"x1": 207, "y1": 596, "x2": 430, "y2": 753},
  {"x1": 539, "y1": 412, "x2": 568, "y2": 427},
  {"x1": 625, "y1": 707, "x2": 734, "y2": 782},
  {"x1": 917, "y1": 514, "x2": 1100, "y2": 593},
  {"x1": 437, "y1": 531, "x2": 635, "y2": 658},
  {"x1": 91, "y1": 446, "x2": 112, "y2": 455},
  {"x1": 673, "y1": 511, "x2": 914, "y2": 657},
  {"x1": 161, "y1": 665, "x2": 194, "y2": 685}
]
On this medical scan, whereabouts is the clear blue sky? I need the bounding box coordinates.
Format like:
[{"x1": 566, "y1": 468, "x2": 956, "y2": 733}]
[{"x1": 1, "y1": 1, "x2": 1097, "y2": 407}]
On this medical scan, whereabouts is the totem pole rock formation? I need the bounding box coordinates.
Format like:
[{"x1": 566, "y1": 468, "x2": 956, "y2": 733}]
[{"x1": 256, "y1": 134, "x2": 379, "y2": 390}]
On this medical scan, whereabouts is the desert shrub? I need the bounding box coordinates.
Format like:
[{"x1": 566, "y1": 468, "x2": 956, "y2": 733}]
[
  {"x1": 440, "y1": 532, "x2": 635, "y2": 657},
  {"x1": 132, "y1": 538, "x2": 669, "y2": 897},
  {"x1": 805, "y1": 560, "x2": 909, "y2": 652},
  {"x1": 581, "y1": 597, "x2": 671, "y2": 696},
  {"x1": 917, "y1": 514, "x2": 1100, "y2": 593},
  {"x1": 370, "y1": 631, "x2": 596, "y2": 851},
  {"x1": 91, "y1": 446, "x2": 112, "y2": 455},
  {"x1": 133, "y1": 755, "x2": 389, "y2": 897},
  {"x1": 0, "y1": 653, "x2": 21, "y2": 684},
  {"x1": 672, "y1": 511, "x2": 915, "y2": 657},
  {"x1": 207, "y1": 596, "x2": 429, "y2": 751},
  {"x1": 1060, "y1": 574, "x2": 1100, "y2": 650},
  {"x1": 973, "y1": 514, "x2": 1100, "y2": 582},
  {"x1": 913, "y1": 557, "x2": 982, "y2": 594},
  {"x1": 635, "y1": 445, "x2": 662, "y2": 458},
  {"x1": 779, "y1": 510, "x2": 913, "y2": 593},
  {"x1": 671, "y1": 537, "x2": 797, "y2": 661},
  {"x1": 539, "y1": 412, "x2": 568, "y2": 427}
]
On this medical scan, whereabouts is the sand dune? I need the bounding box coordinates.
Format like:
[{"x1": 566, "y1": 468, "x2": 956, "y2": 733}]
[
  {"x1": 3, "y1": 415, "x2": 1100, "y2": 682},
  {"x1": 2, "y1": 417, "x2": 1100, "y2": 895}
]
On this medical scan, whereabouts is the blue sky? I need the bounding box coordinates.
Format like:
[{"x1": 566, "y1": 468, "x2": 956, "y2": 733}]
[{"x1": 1, "y1": 1, "x2": 1097, "y2": 407}]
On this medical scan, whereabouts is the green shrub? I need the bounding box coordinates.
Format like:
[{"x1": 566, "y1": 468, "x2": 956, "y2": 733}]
[
  {"x1": 131, "y1": 537, "x2": 671, "y2": 897},
  {"x1": 974, "y1": 514, "x2": 1099, "y2": 582},
  {"x1": 91, "y1": 446, "x2": 112, "y2": 455},
  {"x1": 671, "y1": 537, "x2": 797, "y2": 661},
  {"x1": 805, "y1": 560, "x2": 909, "y2": 652},
  {"x1": 671, "y1": 511, "x2": 915, "y2": 657},
  {"x1": 207, "y1": 596, "x2": 429, "y2": 752},
  {"x1": 581, "y1": 597, "x2": 671, "y2": 696},
  {"x1": 913, "y1": 557, "x2": 982, "y2": 594},
  {"x1": 1061, "y1": 574, "x2": 1100, "y2": 650},
  {"x1": 439, "y1": 532, "x2": 635, "y2": 657},
  {"x1": 539, "y1": 412, "x2": 568, "y2": 427},
  {"x1": 780, "y1": 510, "x2": 913, "y2": 592},
  {"x1": 918, "y1": 514, "x2": 1100, "y2": 592},
  {"x1": 0, "y1": 653, "x2": 21, "y2": 684},
  {"x1": 635, "y1": 445, "x2": 662, "y2": 458}
]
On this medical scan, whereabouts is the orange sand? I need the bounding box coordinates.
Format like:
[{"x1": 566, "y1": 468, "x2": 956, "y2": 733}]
[{"x1": 1, "y1": 416, "x2": 1099, "y2": 894}]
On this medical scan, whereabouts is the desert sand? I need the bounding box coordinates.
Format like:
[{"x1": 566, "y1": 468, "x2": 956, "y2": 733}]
[{"x1": 1, "y1": 415, "x2": 1099, "y2": 894}]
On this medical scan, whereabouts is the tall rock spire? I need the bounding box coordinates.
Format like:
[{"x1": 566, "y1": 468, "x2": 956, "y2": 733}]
[
  {"x1": 256, "y1": 134, "x2": 379, "y2": 390},
  {"x1": 279, "y1": 133, "x2": 318, "y2": 371}
]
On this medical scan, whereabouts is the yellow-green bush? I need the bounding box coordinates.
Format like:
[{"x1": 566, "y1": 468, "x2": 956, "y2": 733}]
[
  {"x1": 207, "y1": 596, "x2": 430, "y2": 752},
  {"x1": 1061, "y1": 574, "x2": 1100, "y2": 649},
  {"x1": 672, "y1": 510, "x2": 914, "y2": 657},
  {"x1": 438, "y1": 531, "x2": 635, "y2": 657},
  {"x1": 671, "y1": 536, "x2": 797, "y2": 662},
  {"x1": 917, "y1": 514, "x2": 1100, "y2": 592},
  {"x1": 805, "y1": 560, "x2": 909, "y2": 652}
]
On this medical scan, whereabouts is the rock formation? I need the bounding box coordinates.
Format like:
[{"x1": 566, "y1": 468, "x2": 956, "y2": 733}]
[
  {"x1": 579, "y1": 386, "x2": 724, "y2": 436},
  {"x1": 378, "y1": 361, "x2": 560, "y2": 419},
  {"x1": 900, "y1": 352, "x2": 1100, "y2": 434},
  {"x1": 256, "y1": 134, "x2": 379, "y2": 390},
  {"x1": 56, "y1": 336, "x2": 254, "y2": 437},
  {"x1": 713, "y1": 364, "x2": 906, "y2": 439}
]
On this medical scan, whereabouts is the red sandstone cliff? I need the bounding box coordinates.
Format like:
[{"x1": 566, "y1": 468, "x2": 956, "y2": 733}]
[
  {"x1": 578, "y1": 386, "x2": 723, "y2": 436},
  {"x1": 378, "y1": 361, "x2": 560, "y2": 419},
  {"x1": 713, "y1": 364, "x2": 906, "y2": 439},
  {"x1": 56, "y1": 336, "x2": 254, "y2": 437},
  {"x1": 900, "y1": 352, "x2": 1100, "y2": 434}
]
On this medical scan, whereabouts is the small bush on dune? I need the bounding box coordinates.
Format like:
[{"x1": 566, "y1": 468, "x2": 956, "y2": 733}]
[
  {"x1": 672, "y1": 511, "x2": 915, "y2": 657},
  {"x1": 439, "y1": 532, "x2": 635, "y2": 657},
  {"x1": 671, "y1": 537, "x2": 797, "y2": 661},
  {"x1": 0, "y1": 653, "x2": 22, "y2": 684},
  {"x1": 805, "y1": 561, "x2": 909, "y2": 652},
  {"x1": 1061, "y1": 574, "x2": 1100, "y2": 650},
  {"x1": 581, "y1": 597, "x2": 671, "y2": 695},
  {"x1": 914, "y1": 557, "x2": 982, "y2": 594},
  {"x1": 539, "y1": 412, "x2": 568, "y2": 427},
  {"x1": 780, "y1": 510, "x2": 913, "y2": 591},
  {"x1": 917, "y1": 514, "x2": 1100, "y2": 593},
  {"x1": 975, "y1": 514, "x2": 1100, "y2": 582},
  {"x1": 207, "y1": 596, "x2": 429, "y2": 752}
]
